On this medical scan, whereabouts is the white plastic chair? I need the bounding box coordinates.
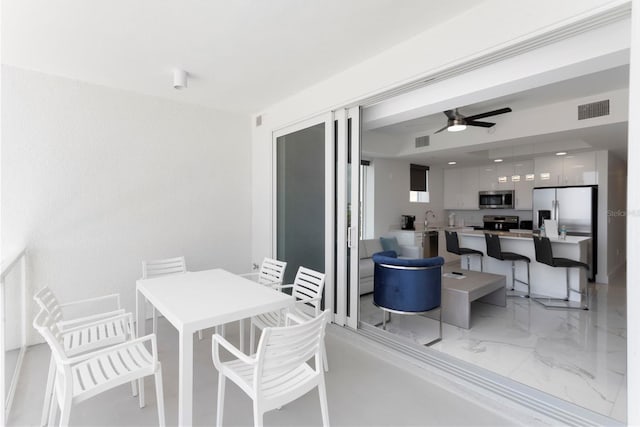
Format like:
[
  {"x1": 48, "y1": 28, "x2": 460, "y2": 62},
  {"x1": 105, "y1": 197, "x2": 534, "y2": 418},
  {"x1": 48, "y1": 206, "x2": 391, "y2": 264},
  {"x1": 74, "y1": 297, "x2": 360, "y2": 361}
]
[
  {"x1": 212, "y1": 310, "x2": 330, "y2": 427},
  {"x1": 239, "y1": 258, "x2": 287, "y2": 287},
  {"x1": 33, "y1": 308, "x2": 165, "y2": 427},
  {"x1": 34, "y1": 286, "x2": 133, "y2": 426},
  {"x1": 238, "y1": 258, "x2": 287, "y2": 351},
  {"x1": 142, "y1": 256, "x2": 203, "y2": 339},
  {"x1": 249, "y1": 266, "x2": 328, "y2": 371}
]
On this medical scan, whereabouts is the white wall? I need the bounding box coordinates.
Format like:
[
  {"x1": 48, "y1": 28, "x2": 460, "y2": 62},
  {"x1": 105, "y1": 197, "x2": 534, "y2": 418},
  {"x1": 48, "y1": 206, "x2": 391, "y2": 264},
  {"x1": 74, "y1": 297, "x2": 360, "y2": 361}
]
[
  {"x1": 2, "y1": 66, "x2": 252, "y2": 341},
  {"x1": 371, "y1": 159, "x2": 445, "y2": 237}
]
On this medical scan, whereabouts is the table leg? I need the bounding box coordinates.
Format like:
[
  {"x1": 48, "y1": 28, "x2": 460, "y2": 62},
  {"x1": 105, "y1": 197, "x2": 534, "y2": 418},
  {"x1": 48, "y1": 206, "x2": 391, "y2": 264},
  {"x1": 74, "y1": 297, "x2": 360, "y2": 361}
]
[
  {"x1": 179, "y1": 329, "x2": 194, "y2": 426},
  {"x1": 239, "y1": 319, "x2": 245, "y2": 354}
]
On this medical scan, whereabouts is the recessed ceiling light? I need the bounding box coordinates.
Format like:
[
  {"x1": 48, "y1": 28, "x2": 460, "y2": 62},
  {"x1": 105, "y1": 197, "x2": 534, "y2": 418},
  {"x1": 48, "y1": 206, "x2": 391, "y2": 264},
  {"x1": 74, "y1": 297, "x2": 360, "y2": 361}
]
[
  {"x1": 448, "y1": 161, "x2": 457, "y2": 165},
  {"x1": 494, "y1": 159, "x2": 503, "y2": 163},
  {"x1": 556, "y1": 151, "x2": 567, "y2": 156}
]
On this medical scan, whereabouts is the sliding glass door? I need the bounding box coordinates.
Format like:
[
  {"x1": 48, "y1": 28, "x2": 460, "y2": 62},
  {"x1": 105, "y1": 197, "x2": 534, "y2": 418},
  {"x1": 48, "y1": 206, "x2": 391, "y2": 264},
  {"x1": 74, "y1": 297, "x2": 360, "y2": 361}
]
[{"x1": 274, "y1": 114, "x2": 334, "y2": 312}]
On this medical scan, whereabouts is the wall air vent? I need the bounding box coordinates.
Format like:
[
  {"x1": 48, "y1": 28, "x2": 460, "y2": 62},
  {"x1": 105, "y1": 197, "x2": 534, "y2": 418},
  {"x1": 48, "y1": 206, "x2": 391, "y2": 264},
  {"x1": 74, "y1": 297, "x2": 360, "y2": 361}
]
[
  {"x1": 415, "y1": 135, "x2": 430, "y2": 148},
  {"x1": 578, "y1": 100, "x2": 610, "y2": 120}
]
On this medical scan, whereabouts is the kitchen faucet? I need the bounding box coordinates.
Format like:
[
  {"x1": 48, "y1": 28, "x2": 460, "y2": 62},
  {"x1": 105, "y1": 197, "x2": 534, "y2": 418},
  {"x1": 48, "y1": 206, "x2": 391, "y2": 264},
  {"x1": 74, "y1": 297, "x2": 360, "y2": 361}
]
[{"x1": 424, "y1": 210, "x2": 436, "y2": 228}]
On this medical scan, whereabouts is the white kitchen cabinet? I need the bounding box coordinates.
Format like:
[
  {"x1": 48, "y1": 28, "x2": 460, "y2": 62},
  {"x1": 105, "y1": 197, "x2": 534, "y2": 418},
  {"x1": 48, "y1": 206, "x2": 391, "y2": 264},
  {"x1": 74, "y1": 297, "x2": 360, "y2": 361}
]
[
  {"x1": 513, "y1": 160, "x2": 534, "y2": 210},
  {"x1": 562, "y1": 152, "x2": 597, "y2": 185},
  {"x1": 534, "y1": 156, "x2": 564, "y2": 186},
  {"x1": 444, "y1": 167, "x2": 479, "y2": 209},
  {"x1": 534, "y1": 152, "x2": 597, "y2": 187},
  {"x1": 477, "y1": 166, "x2": 498, "y2": 191},
  {"x1": 496, "y1": 163, "x2": 515, "y2": 190}
]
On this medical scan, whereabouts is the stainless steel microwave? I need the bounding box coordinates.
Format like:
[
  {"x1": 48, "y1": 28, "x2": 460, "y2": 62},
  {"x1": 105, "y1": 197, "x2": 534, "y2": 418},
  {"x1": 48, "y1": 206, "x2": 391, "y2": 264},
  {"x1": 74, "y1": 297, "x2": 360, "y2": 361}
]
[{"x1": 479, "y1": 190, "x2": 514, "y2": 209}]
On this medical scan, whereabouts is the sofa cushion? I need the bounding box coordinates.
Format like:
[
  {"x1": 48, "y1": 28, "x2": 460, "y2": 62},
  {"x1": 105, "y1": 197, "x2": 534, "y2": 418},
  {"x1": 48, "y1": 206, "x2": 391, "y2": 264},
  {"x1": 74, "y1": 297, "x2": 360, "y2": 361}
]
[
  {"x1": 379, "y1": 236, "x2": 401, "y2": 253},
  {"x1": 360, "y1": 239, "x2": 383, "y2": 259}
]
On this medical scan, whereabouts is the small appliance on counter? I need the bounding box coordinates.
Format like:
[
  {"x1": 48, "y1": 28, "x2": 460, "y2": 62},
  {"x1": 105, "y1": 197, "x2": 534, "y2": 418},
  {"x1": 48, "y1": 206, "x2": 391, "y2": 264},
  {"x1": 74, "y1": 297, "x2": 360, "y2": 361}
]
[
  {"x1": 401, "y1": 215, "x2": 416, "y2": 230},
  {"x1": 448, "y1": 213, "x2": 455, "y2": 227},
  {"x1": 483, "y1": 215, "x2": 519, "y2": 231}
]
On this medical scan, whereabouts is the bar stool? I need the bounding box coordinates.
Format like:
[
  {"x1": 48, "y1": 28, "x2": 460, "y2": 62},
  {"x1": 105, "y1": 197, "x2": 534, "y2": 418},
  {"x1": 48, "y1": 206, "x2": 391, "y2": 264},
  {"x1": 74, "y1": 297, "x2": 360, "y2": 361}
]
[
  {"x1": 445, "y1": 230, "x2": 483, "y2": 271},
  {"x1": 484, "y1": 233, "x2": 530, "y2": 298},
  {"x1": 532, "y1": 236, "x2": 589, "y2": 310}
]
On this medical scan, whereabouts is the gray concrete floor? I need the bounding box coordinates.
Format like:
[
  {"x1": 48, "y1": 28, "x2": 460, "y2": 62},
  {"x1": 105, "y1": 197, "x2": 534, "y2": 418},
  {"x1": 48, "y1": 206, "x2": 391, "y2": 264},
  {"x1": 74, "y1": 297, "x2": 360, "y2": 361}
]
[{"x1": 8, "y1": 318, "x2": 520, "y2": 426}]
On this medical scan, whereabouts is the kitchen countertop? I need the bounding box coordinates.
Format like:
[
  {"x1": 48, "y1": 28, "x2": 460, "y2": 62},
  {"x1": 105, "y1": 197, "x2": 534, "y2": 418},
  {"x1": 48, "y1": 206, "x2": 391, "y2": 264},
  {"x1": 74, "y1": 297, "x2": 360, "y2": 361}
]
[{"x1": 458, "y1": 229, "x2": 591, "y2": 244}]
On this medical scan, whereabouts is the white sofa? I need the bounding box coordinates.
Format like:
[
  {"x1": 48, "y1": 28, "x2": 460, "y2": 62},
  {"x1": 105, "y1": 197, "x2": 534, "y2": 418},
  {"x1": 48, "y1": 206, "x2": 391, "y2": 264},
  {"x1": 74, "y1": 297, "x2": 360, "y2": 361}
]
[{"x1": 358, "y1": 237, "x2": 420, "y2": 295}]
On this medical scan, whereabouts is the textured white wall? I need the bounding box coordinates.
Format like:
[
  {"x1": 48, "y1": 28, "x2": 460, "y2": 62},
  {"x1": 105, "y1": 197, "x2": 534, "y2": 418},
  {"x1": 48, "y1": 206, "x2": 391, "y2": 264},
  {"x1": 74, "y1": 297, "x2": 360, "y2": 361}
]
[{"x1": 2, "y1": 66, "x2": 252, "y2": 341}]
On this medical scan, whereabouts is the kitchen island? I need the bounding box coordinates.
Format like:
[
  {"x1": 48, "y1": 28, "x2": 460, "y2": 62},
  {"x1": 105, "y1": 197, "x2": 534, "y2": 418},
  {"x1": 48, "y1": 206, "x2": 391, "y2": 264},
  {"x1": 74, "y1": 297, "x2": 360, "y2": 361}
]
[{"x1": 457, "y1": 230, "x2": 591, "y2": 302}]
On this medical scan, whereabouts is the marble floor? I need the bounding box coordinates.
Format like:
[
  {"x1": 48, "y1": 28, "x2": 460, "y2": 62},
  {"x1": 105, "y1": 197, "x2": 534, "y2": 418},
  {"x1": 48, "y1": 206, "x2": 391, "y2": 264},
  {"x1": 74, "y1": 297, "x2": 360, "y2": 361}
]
[{"x1": 360, "y1": 275, "x2": 627, "y2": 422}]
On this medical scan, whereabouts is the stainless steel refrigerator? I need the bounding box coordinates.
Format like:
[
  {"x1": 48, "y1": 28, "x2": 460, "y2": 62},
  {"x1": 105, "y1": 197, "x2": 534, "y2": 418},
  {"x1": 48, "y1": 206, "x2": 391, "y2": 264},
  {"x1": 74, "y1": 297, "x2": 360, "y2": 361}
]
[{"x1": 532, "y1": 185, "x2": 597, "y2": 280}]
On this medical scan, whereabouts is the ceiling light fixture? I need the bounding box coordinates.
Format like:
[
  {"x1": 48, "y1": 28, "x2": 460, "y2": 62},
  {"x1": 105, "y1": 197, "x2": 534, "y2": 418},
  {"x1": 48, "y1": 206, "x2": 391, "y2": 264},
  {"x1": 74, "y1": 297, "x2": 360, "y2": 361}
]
[
  {"x1": 494, "y1": 159, "x2": 503, "y2": 163},
  {"x1": 173, "y1": 69, "x2": 188, "y2": 90},
  {"x1": 556, "y1": 151, "x2": 567, "y2": 156},
  {"x1": 448, "y1": 161, "x2": 457, "y2": 165},
  {"x1": 447, "y1": 119, "x2": 466, "y2": 132}
]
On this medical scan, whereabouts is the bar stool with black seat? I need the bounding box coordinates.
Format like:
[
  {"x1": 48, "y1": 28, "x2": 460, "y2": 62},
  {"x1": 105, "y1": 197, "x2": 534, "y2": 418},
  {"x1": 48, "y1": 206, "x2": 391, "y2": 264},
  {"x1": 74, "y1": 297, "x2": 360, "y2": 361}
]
[
  {"x1": 484, "y1": 233, "x2": 531, "y2": 298},
  {"x1": 445, "y1": 230, "x2": 483, "y2": 272},
  {"x1": 532, "y1": 235, "x2": 589, "y2": 310}
]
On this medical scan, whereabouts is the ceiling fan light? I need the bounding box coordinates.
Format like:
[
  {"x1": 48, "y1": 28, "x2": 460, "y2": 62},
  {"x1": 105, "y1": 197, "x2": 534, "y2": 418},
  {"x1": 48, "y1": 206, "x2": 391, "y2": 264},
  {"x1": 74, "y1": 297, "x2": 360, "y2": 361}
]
[{"x1": 447, "y1": 124, "x2": 466, "y2": 132}]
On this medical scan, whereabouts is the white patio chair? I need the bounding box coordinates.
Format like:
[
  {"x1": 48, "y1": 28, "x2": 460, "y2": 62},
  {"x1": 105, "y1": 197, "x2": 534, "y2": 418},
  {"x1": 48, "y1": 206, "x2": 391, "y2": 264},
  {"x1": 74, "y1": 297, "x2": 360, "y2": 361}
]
[
  {"x1": 212, "y1": 310, "x2": 330, "y2": 427},
  {"x1": 33, "y1": 308, "x2": 165, "y2": 427},
  {"x1": 249, "y1": 266, "x2": 328, "y2": 371},
  {"x1": 142, "y1": 256, "x2": 203, "y2": 339},
  {"x1": 34, "y1": 286, "x2": 133, "y2": 426},
  {"x1": 34, "y1": 286, "x2": 124, "y2": 331},
  {"x1": 239, "y1": 258, "x2": 287, "y2": 287},
  {"x1": 237, "y1": 258, "x2": 287, "y2": 350}
]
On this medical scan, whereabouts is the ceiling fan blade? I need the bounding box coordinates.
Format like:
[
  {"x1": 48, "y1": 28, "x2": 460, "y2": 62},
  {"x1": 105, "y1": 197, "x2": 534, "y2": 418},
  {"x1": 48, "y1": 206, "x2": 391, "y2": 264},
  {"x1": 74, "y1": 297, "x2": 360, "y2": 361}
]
[
  {"x1": 464, "y1": 107, "x2": 512, "y2": 121},
  {"x1": 434, "y1": 125, "x2": 450, "y2": 134},
  {"x1": 443, "y1": 110, "x2": 457, "y2": 120},
  {"x1": 466, "y1": 121, "x2": 495, "y2": 128}
]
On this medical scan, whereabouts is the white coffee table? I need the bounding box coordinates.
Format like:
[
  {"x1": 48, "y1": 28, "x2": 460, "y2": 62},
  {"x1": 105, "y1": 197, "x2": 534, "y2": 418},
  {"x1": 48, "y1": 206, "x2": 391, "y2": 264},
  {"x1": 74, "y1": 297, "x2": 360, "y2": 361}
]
[{"x1": 136, "y1": 268, "x2": 294, "y2": 426}]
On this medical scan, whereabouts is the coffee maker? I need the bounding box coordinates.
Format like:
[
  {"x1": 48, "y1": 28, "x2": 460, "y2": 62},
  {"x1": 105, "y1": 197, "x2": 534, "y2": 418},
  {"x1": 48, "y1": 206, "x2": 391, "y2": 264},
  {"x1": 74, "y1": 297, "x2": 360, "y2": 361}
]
[{"x1": 401, "y1": 215, "x2": 416, "y2": 230}]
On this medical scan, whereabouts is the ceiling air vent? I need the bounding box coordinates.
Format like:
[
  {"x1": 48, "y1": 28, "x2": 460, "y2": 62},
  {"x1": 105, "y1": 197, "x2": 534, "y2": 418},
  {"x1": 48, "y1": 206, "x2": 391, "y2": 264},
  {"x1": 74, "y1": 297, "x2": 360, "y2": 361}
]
[
  {"x1": 578, "y1": 100, "x2": 610, "y2": 120},
  {"x1": 415, "y1": 135, "x2": 430, "y2": 148}
]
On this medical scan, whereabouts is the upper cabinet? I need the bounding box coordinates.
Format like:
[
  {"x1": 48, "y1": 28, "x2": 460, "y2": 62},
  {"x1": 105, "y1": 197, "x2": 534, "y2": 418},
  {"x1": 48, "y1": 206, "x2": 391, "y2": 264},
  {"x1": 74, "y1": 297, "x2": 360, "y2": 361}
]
[
  {"x1": 513, "y1": 160, "x2": 535, "y2": 210},
  {"x1": 444, "y1": 167, "x2": 479, "y2": 210},
  {"x1": 562, "y1": 152, "x2": 597, "y2": 185},
  {"x1": 534, "y1": 152, "x2": 597, "y2": 187}
]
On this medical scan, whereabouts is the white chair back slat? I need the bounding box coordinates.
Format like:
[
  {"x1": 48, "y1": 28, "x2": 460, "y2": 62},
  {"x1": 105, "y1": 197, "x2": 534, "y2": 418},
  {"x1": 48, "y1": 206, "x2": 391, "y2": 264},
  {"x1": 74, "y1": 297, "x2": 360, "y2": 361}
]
[
  {"x1": 256, "y1": 311, "x2": 328, "y2": 385},
  {"x1": 142, "y1": 256, "x2": 187, "y2": 279},
  {"x1": 258, "y1": 258, "x2": 287, "y2": 285},
  {"x1": 34, "y1": 287, "x2": 64, "y2": 323},
  {"x1": 292, "y1": 267, "x2": 326, "y2": 309}
]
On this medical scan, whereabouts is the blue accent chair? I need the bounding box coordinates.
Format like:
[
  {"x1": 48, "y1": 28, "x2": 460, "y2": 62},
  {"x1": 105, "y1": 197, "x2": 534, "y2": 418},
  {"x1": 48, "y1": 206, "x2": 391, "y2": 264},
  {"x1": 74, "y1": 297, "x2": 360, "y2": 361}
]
[{"x1": 372, "y1": 250, "x2": 445, "y2": 345}]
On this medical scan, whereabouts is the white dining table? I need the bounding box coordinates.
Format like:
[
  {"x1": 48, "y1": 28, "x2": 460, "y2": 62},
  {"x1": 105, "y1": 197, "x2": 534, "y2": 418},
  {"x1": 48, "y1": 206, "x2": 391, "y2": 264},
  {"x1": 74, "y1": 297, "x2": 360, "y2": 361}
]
[{"x1": 136, "y1": 268, "x2": 294, "y2": 426}]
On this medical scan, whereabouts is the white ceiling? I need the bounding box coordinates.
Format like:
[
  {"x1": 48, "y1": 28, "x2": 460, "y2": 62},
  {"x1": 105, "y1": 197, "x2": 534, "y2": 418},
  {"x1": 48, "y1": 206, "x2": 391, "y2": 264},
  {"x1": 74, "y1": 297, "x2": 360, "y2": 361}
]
[
  {"x1": 1, "y1": 0, "x2": 483, "y2": 114},
  {"x1": 364, "y1": 66, "x2": 630, "y2": 165}
]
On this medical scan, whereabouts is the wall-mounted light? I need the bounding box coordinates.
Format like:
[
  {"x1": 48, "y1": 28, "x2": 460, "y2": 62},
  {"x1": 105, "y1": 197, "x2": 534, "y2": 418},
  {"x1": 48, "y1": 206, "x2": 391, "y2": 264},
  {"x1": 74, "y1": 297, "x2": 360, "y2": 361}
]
[
  {"x1": 494, "y1": 159, "x2": 503, "y2": 163},
  {"x1": 173, "y1": 69, "x2": 188, "y2": 90},
  {"x1": 448, "y1": 161, "x2": 457, "y2": 165}
]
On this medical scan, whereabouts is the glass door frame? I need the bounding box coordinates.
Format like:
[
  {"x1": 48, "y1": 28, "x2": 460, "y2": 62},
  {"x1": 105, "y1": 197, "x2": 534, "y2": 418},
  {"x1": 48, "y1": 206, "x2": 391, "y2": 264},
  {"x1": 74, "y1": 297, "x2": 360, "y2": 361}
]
[{"x1": 272, "y1": 113, "x2": 335, "y2": 321}]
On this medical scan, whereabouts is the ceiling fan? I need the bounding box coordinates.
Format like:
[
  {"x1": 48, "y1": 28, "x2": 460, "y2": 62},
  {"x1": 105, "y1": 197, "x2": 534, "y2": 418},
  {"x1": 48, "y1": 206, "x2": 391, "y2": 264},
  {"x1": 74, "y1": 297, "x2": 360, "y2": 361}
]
[{"x1": 434, "y1": 107, "x2": 512, "y2": 133}]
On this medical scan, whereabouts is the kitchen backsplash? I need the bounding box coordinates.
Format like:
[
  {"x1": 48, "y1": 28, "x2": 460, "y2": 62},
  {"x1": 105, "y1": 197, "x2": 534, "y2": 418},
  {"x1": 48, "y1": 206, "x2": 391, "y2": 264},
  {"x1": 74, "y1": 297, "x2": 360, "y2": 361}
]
[{"x1": 446, "y1": 209, "x2": 533, "y2": 227}]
